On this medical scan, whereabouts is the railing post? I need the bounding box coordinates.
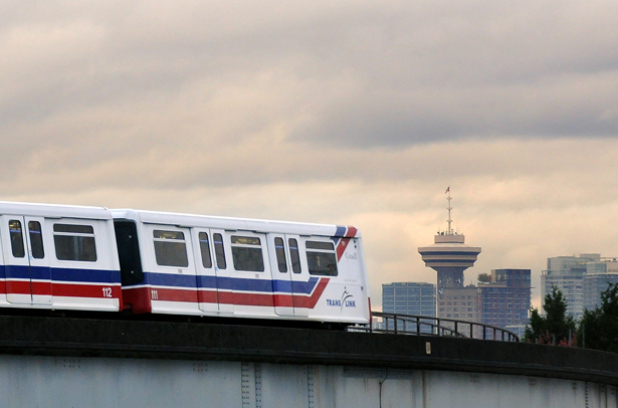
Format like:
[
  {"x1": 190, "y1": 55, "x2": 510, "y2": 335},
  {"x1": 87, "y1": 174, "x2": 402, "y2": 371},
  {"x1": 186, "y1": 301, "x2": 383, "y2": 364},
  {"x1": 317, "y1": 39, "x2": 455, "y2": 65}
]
[{"x1": 416, "y1": 317, "x2": 421, "y2": 334}]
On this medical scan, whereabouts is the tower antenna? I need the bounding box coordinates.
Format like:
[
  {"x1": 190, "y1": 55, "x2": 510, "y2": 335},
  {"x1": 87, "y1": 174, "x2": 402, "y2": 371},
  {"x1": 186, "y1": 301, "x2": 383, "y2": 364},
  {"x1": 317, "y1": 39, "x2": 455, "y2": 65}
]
[{"x1": 446, "y1": 187, "x2": 453, "y2": 235}]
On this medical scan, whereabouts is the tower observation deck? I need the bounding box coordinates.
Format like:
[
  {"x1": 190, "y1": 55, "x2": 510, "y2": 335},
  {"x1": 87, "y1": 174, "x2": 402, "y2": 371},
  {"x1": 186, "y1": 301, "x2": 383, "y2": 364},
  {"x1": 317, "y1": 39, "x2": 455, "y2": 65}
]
[{"x1": 418, "y1": 189, "x2": 481, "y2": 289}]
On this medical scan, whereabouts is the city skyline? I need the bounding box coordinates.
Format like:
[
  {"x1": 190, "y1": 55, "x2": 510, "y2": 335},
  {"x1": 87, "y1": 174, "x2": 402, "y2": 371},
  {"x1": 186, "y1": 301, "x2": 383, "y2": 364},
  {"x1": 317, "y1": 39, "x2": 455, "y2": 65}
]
[{"x1": 2, "y1": 2, "x2": 618, "y2": 310}]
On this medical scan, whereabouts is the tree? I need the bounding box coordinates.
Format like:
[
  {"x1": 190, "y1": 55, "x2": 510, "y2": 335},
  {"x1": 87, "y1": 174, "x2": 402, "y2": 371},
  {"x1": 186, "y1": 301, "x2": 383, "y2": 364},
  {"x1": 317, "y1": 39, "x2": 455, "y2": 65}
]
[
  {"x1": 577, "y1": 282, "x2": 618, "y2": 353},
  {"x1": 524, "y1": 287, "x2": 576, "y2": 345},
  {"x1": 477, "y1": 273, "x2": 491, "y2": 283}
]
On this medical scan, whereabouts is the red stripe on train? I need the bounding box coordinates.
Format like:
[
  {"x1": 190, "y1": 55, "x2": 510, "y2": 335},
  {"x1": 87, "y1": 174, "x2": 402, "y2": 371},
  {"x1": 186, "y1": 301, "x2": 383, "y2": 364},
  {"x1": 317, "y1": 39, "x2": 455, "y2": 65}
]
[
  {"x1": 293, "y1": 278, "x2": 329, "y2": 308},
  {"x1": 2, "y1": 280, "x2": 121, "y2": 299},
  {"x1": 123, "y1": 278, "x2": 330, "y2": 312},
  {"x1": 345, "y1": 226, "x2": 358, "y2": 237},
  {"x1": 52, "y1": 283, "x2": 122, "y2": 299},
  {"x1": 336, "y1": 226, "x2": 358, "y2": 261},
  {"x1": 336, "y1": 238, "x2": 350, "y2": 260}
]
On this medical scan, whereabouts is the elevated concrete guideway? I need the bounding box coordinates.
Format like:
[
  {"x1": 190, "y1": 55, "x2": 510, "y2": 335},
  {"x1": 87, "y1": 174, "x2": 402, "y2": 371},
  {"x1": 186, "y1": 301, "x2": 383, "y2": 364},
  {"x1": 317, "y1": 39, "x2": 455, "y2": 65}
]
[{"x1": 0, "y1": 313, "x2": 617, "y2": 407}]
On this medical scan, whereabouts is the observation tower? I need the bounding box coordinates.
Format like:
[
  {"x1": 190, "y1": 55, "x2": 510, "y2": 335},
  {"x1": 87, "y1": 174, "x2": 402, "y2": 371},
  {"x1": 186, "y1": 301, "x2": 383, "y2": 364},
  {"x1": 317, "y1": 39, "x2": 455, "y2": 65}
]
[{"x1": 418, "y1": 189, "x2": 481, "y2": 289}]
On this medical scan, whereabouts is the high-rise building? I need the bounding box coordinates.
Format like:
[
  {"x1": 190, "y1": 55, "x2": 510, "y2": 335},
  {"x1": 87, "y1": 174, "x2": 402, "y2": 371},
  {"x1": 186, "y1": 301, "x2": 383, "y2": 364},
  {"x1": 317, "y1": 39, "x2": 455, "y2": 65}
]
[
  {"x1": 478, "y1": 269, "x2": 531, "y2": 332},
  {"x1": 418, "y1": 189, "x2": 481, "y2": 319},
  {"x1": 541, "y1": 254, "x2": 600, "y2": 319},
  {"x1": 436, "y1": 286, "x2": 480, "y2": 322},
  {"x1": 381, "y1": 282, "x2": 436, "y2": 332},
  {"x1": 583, "y1": 259, "x2": 618, "y2": 310},
  {"x1": 382, "y1": 282, "x2": 436, "y2": 317}
]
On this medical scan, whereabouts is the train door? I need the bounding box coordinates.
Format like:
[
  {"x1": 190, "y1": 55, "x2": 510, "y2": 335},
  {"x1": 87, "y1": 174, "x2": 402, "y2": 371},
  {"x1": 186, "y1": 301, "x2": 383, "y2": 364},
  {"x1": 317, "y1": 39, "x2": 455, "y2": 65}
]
[
  {"x1": 268, "y1": 234, "x2": 308, "y2": 317},
  {"x1": 1, "y1": 216, "x2": 52, "y2": 305},
  {"x1": 212, "y1": 229, "x2": 234, "y2": 314},
  {"x1": 288, "y1": 235, "x2": 310, "y2": 317},
  {"x1": 192, "y1": 228, "x2": 232, "y2": 315},
  {"x1": 145, "y1": 224, "x2": 199, "y2": 314},
  {"x1": 268, "y1": 234, "x2": 294, "y2": 317},
  {"x1": 226, "y1": 231, "x2": 273, "y2": 318}
]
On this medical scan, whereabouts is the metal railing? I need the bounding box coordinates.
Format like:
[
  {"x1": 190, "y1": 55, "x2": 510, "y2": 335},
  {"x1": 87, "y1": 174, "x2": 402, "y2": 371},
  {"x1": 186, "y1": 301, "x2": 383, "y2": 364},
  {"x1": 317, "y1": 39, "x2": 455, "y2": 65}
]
[{"x1": 348, "y1": 312, "x2": 519, "y2": 342}]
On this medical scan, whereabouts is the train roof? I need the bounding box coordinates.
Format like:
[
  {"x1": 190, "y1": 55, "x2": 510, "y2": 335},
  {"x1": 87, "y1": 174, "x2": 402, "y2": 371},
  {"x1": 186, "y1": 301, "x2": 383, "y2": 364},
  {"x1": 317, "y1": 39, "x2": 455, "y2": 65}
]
[
  {"x1": 0, "y1": 201, "x2": 112, "y2": 220},
  {"x1": 0, "y1": 202, "x2": 360, "y2": 238},
  {"x1": 111, "y1": 209, "x2": 361, "y2": 238}
]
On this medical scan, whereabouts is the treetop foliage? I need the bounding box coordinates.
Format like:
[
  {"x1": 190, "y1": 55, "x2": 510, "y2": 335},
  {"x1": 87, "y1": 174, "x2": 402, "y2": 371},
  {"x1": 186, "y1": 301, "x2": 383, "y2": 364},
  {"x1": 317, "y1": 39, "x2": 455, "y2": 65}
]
[
  {"x1": 577, "y1": 282, "x2": 618, "y2": 353},
  {"x1": 477, "y1": 273, "x2": 491, "y2": 283},
  {"x1": 524, "y1": 283, "x2": 618, "y2": 352},
  {"x1": 524, "y1": 286, "x2": 576, "y2": 346}
]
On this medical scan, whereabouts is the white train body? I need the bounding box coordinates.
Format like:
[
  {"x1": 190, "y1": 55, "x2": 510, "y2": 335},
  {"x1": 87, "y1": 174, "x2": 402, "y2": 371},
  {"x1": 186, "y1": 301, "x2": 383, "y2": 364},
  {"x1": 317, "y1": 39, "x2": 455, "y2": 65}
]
[
  {"x1": 0, "y1": 202, "x2": 121, "y2": 312},
  {"x1": 0, "y1": 202, "x2": 371, "y2": 325},
  {"x1": 112, "y1": 209, "x2": 371, "y2": 325}
]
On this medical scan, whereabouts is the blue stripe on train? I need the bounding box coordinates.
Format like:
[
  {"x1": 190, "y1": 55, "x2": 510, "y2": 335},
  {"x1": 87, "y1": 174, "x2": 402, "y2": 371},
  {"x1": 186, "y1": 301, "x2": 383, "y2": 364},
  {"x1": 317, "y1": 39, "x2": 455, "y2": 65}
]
[
  {"x1": 332, "y1": 226, "x2": 347, "y2": 244},
  {"x1": 141, "y1": 272, "x2": 319, "y2": 294},
  {"x1": 1, "y1": 264, "x2": 120, "y2": 283},
  {"x1": 272, "y1": 278, "x2": 320, "y2": 294}
]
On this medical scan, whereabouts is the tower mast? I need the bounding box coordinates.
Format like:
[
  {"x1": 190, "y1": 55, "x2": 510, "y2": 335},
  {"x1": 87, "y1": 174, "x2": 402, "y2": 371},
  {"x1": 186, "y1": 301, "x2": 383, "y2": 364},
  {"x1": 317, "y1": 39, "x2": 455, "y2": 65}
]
[{"x1": 446, "y1": 188, "x2": 453, "y2": 235}]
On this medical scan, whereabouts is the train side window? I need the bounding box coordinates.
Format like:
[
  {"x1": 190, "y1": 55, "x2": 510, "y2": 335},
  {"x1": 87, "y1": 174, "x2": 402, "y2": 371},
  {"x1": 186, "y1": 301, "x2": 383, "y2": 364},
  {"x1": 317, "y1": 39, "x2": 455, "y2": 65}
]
[
  {"x1": 289, "y1": 238, "x2": 301, "y2": 273},
  {"x1": 306, "y1": 240, "x2": 338, "y2": 276},
  {"x1": 274, "y1": 237, "x2": 287, "y2": 273},
  {"x1": 231, "y1": 235, "x2": 264, "y2": 272},
  {"x1": 9, "y1": 220, "x2": 25, "y2": 258},
  {"x1": 28, "y1": 221, "x2": 44, "y2": 259},
  {"x1": 153, "y1": 230, "x2": 189, "y2": 267},
  {"x1": 213, "y1": 233, "x2": 226, "y2": 269},
  {"x1": 199, "y1": 232, "x2": 212, "y2": 268},
  {"x1": 114, "y1": 221, "x2": 144, "y2": 285},
  {"x1": 53, "y1": 223, "x2": 97, "y2": 261}
]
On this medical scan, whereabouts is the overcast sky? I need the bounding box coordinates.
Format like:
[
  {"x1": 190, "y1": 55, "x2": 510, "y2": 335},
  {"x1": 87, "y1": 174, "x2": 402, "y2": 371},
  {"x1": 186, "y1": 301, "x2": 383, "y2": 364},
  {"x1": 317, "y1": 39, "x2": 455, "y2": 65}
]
[{"x1": 2, "y1": 1, "x2": 618, "y2": 309}]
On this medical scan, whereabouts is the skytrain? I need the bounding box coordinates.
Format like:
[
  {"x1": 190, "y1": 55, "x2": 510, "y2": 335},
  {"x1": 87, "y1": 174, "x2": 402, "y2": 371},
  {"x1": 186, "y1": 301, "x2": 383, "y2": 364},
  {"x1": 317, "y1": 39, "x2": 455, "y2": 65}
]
[{"x1": 0, "y1": 202, "x2": 371, "y2": 326}]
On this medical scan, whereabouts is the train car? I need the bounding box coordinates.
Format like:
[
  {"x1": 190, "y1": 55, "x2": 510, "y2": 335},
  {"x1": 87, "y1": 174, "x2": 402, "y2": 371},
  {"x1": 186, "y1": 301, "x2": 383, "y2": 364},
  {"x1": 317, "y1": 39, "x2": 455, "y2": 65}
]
[
  {"x1": 112, "y1": 209, "x2": 371, "y2": 325},
  {"x1": 0, "y1": 201, "x2": 371, "y2": 326},
  {"x1": 0, "y1": 202, "x2": 122, "y2": 311}
]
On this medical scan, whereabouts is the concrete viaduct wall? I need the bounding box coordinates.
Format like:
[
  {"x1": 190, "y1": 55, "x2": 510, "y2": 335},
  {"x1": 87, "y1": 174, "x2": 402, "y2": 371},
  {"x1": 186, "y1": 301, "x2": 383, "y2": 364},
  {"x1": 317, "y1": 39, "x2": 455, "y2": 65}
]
[{"x1": 0, "y1": 314, "x2": 616, "y2": 407}]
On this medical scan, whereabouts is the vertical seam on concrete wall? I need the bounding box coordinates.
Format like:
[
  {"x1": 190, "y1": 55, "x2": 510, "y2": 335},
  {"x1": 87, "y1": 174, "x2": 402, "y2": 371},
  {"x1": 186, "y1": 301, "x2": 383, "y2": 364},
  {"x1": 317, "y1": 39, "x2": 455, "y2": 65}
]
[
  {"x1": 255, "y1": 363, "x2": 263, "y2": 408},
  {"x1": 241, "y1": 362, "x2": 253, "y2": 408},
  {"x1": 307, "y1": 365, "x2": 316, "y2": 408}
]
